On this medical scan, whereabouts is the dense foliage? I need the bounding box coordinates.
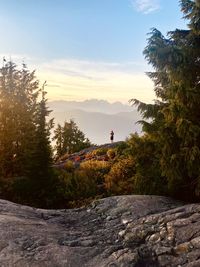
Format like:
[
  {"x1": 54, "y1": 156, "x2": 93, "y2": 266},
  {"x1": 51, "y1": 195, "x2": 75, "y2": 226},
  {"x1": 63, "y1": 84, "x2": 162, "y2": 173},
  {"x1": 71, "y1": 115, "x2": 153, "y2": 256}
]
[
  {"x1": 53, "y1": 120, "x2": 91, "y2": 160},
  {"x1": 0, "y1": 62, "x2": 59, "y2": 207},
  {"x1": 54, "y1": 143, "x2": 132, "y2": 206},
  {"x1": 131, "y1": 0, "x2": 200, "y2": 201}
]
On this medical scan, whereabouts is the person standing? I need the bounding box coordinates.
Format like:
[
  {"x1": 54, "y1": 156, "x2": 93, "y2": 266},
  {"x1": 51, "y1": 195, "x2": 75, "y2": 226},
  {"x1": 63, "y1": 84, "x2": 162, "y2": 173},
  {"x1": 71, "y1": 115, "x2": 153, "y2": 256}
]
[{"x1": 110, "y1": 130, "x2": 114, "y2": 143}]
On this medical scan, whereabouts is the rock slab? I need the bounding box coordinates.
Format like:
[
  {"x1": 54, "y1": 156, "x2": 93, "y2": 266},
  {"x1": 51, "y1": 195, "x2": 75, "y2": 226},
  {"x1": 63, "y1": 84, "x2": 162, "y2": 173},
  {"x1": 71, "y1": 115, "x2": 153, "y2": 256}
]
[{"x1": 0, "y1": 195, "x2": 199, "y2": 266}]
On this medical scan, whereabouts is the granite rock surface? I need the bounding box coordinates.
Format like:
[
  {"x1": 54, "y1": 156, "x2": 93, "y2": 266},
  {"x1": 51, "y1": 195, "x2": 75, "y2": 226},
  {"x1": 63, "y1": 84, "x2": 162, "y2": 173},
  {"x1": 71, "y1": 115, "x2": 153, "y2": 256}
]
[{"x1": 0, "y1": 195, "x2": 199, "y2": 267}]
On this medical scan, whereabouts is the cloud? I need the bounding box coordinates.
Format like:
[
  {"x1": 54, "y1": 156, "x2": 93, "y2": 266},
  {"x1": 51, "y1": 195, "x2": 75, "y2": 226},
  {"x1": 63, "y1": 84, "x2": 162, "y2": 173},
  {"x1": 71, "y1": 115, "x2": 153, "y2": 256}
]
[
  {"x1": 131, "y1": 0, "x2": 160, "y2": 14},
  {"x1": 36, "y1": 59, "x2": 155, "y2": 104},
  {"x1": 0, "y1": 54, "x2": 155, "y2": 104}
]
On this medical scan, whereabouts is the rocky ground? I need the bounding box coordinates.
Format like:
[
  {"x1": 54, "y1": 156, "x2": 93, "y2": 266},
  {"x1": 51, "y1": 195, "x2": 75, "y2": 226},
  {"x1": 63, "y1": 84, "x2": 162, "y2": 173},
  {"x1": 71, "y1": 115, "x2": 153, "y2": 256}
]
[{"x1": 0, "y1": 195, "x2": 200, "y2": 266}]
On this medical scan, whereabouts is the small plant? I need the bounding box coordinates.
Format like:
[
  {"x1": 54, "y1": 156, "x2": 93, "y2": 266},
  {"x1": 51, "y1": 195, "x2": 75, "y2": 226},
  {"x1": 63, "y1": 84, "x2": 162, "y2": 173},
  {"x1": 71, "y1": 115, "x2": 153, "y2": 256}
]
[
  {"x1": 74, "y1": 156, "x2": 81, "y2": 162},
  {"x1": 107, "y1": 148, "x2": 116, "y2": 159},
  {"x1": 80, "y1": 160, "x2": 110, "y2": 174},
  {"x1": 91, "y1": 147, "x2": 108, "y2": 157},
  {"x1": 64, "y1": 160, "x2": 74, "y2": 172}
]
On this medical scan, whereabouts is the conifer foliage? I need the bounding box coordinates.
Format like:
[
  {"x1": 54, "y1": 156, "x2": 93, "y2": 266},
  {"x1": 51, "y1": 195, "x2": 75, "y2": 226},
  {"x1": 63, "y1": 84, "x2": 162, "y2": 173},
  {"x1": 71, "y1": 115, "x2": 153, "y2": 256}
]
[
  {"x1": 132, "y1": 0, "x2": 200, "y2": 200},
  {"x1": 0, "y1": 61, "x2": 54, "y2": 206},
  {"x1": 53, "y1": 119, "x2": 91, "y2": 159}
]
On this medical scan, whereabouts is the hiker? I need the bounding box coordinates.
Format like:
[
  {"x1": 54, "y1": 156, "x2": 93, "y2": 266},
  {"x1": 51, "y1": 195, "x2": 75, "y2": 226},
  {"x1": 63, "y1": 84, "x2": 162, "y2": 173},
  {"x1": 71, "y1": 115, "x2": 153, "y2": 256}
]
[{"x1": 110, "y1": 130, "x2": 114, "y2": 143}]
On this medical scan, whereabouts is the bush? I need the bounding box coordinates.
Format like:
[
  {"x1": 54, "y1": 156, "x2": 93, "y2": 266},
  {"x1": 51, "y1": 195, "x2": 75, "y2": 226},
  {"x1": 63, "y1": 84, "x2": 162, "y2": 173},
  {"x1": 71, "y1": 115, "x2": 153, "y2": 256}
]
[
  {"x1": 115, "y1": 141, "x2": 129, "y2": 155},
  {"x1": 64, "y1": 160, "x2": 75, "y2": 172},
  {"x1": 105, "y1": 156, "x2": 135, "y2": 195},
  {"x1": 89, "y1": 147, "x2": 108, "y2": 157},
  {"x1": 107, "y1": 148, "x2": 116, "y2": 159},
  {"x1": 80, "y1": 160, "x2": 110, "y2": 173},
  {"x1": 80, "y1": 160, "x2": 111, "y2": 190},
  {"x1": 125, "y1": 134, "x2": 166, "y2": 195},
  {"x1": 56, "y1": 160, "x2": 111, "y2": 205}
]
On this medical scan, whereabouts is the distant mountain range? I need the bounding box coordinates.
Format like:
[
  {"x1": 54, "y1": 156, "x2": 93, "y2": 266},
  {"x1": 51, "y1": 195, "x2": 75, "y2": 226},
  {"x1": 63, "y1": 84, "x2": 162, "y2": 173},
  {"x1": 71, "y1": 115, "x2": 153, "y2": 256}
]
[
  {"x1": 48, "y1": 99, "x2": 133, "y2": 114},
  {"x1": 49, "y1": 99, "x2": 142, "y2": 145}
]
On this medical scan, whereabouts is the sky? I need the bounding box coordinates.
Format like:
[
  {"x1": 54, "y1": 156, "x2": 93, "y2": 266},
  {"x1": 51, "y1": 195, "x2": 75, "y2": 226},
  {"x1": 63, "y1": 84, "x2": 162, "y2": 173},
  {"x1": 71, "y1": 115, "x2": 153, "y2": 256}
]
[{"x1": 0, "y1": 0, "x2": 187, "y2": 104}]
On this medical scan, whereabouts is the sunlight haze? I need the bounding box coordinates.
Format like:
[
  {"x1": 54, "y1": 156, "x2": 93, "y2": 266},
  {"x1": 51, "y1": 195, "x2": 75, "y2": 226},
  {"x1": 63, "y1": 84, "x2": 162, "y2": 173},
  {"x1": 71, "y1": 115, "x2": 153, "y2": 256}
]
[{"x1": 0, "y1": 0, "x2": 187, "y2": 104}]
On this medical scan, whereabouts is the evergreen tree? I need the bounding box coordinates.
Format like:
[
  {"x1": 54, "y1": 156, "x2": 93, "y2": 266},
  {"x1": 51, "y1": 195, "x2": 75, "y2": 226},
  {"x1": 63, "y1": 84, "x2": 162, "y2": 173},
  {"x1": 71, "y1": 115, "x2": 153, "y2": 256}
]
[
  {"x1": 0, "y1": 62, "x2": 56, "y2": 206},
  {"x1": 26, "y1": 83, "x2": 55, "y2": 204},
  {"x1": 54, "y1": 119, "x2": 91, "y2": 159},
  {"x1": 30, "y1": 83, "x2": 53, "y2": 179},
  {"x1": 132, "y1": 0, "x2": 200, "y2": 200},
  {"x1": 53, "y1": 123, "x2": 63, "y2": 159},
  {"x1": 0, "y1": 61, "x2": 39, "y2": 178}
]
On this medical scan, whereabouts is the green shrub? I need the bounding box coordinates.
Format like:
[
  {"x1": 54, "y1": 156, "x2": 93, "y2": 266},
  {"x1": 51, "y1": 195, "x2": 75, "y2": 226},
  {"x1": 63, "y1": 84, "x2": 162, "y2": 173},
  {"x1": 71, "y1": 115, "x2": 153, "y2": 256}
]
[
  {"x1": 80, "y1": 160, "x2": 111, "y2": 189},
  {"x1": 64, "y1": 160, "x2": 75, "y2": 172},
  {"x1": 89, "y1": 147, "x2": 108, "y2": 157},
  {"x1": 56, "y1": 160, "x2": 111, "y2": 204},
  {"x1": 125, "y1": 134, "x2": 166, "y2": 195},
  {"x1": 105, "y1": 156, "x2": 135, "y2": 195},
  {"x1": 115, "y1": 141, "x2": 129, "y2": 155},
  {"x1": 80, "y1": 160, "x2": 110, "y2": 173}
]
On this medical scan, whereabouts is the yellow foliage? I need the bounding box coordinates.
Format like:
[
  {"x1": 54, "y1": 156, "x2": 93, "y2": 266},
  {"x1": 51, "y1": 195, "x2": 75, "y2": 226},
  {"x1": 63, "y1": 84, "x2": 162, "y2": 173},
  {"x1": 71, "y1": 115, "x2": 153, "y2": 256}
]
[
  {"x1": 64, "y1": 160, "x2": 75, "y2": 172},
  {"x1": 105, "y1": 157, "x2": 135, "y2": 195},
  {"x1": 106, "y1": 148, "x2": 116, "y2": 159},
  {"x1": 80, "y1": 160, "x2": 110, "y2": 172}
]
